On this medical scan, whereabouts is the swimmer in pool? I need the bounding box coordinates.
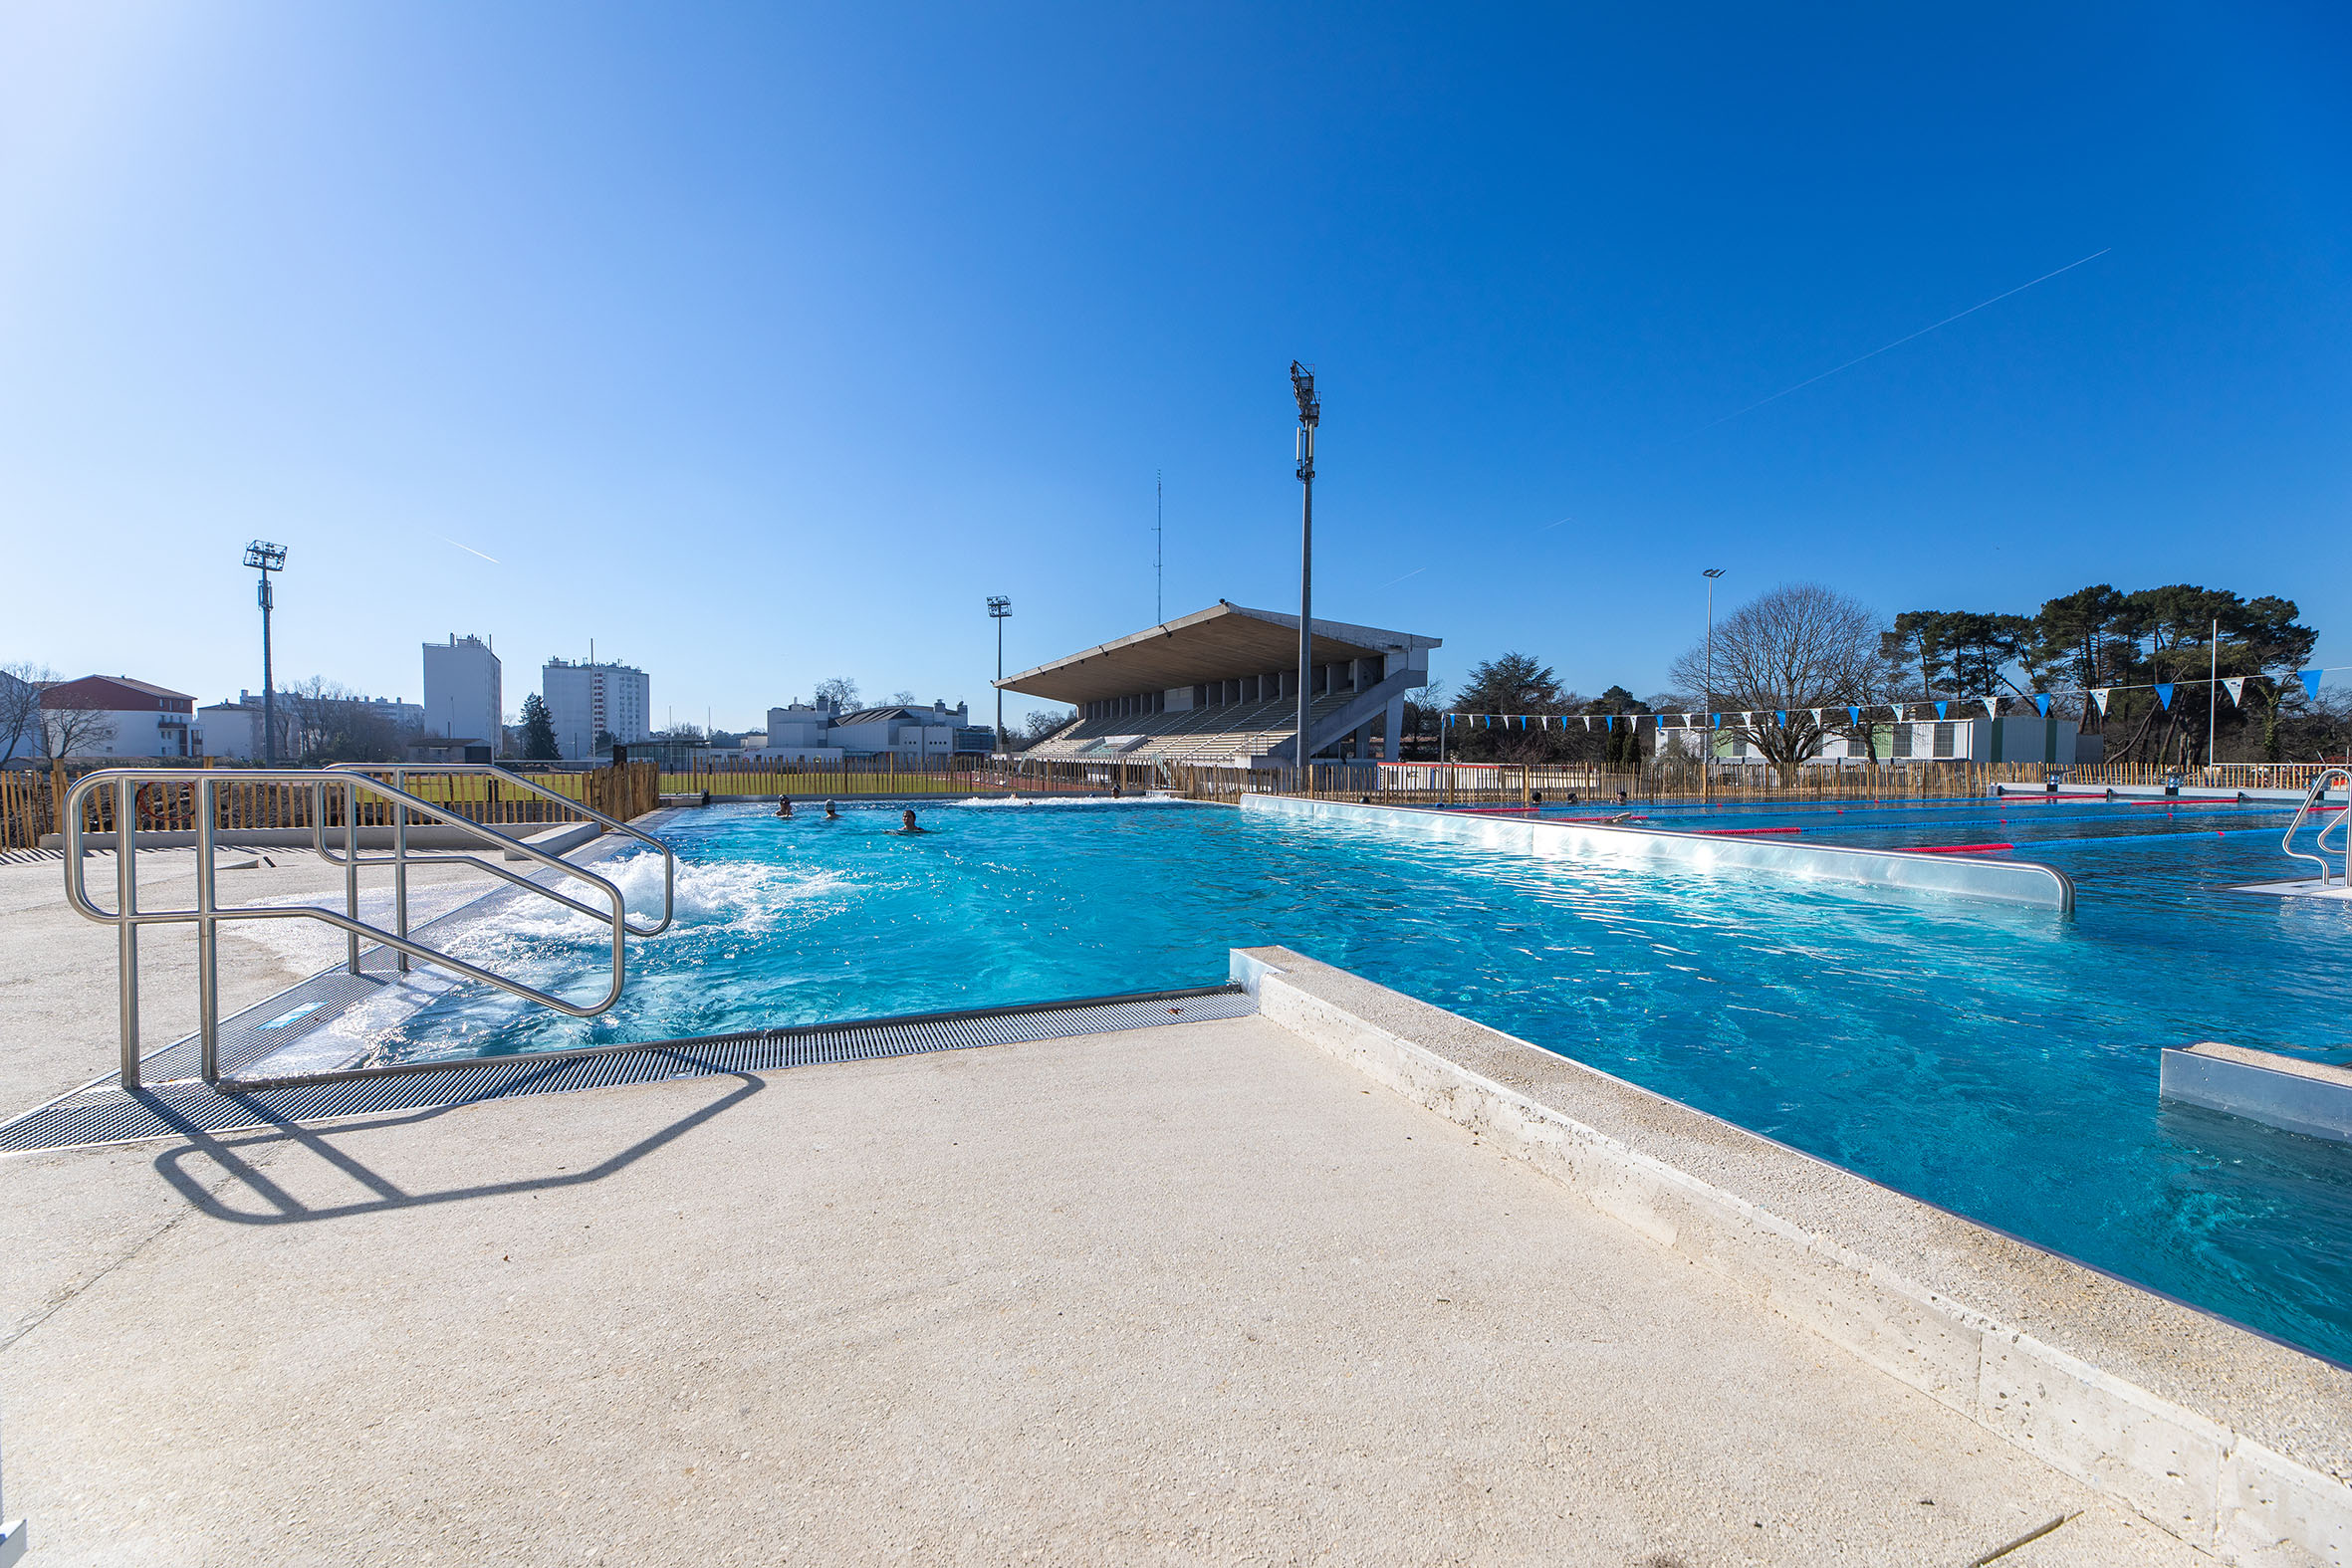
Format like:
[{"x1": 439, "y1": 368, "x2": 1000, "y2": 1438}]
[
  {"x1": 898, "y1": 808, "x2": 927, "y2": 834},
  {"x1": 823, "y1": 799, "x2": 839, "y2": 819},
  {"x1": 775, "y1": 794, "x2": 793, "y2": 817}
]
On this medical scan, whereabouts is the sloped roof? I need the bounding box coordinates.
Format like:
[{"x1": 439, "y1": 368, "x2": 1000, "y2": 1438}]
[
  {"x1": 42, "y1": 675, "x2": 195, "y2": 708},
  {"x1": 995, "y1": 603, "x2": 1440, "y2": 706}
]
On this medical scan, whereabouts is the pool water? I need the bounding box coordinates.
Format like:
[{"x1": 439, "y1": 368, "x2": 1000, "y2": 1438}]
[{"x1": 387, "y1": 795, "x2": 2352, "y2": 1365}]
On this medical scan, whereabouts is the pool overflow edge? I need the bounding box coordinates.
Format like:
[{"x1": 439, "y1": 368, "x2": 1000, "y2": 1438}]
[{"x1": 1230, "y1": 945, "x2": 2352, "y2": 1567}]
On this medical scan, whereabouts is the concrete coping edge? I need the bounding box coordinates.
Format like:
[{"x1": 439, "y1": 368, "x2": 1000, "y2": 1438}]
[{"x1": 1229, "y1": 945, "x2": 2351, "y2": 1566}]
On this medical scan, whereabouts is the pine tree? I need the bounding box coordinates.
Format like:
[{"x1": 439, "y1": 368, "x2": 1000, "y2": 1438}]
[{"x1": 520, "y1": 693, "x2": 560, "y2": 760}]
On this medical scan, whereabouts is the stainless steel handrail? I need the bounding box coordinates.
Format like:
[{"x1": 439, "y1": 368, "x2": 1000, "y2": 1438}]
[
  {"x1": 2280, "y1": 767, "x2": 2351, "y2": 888},
  {"x1": 319, "y1": 763, "x2": 674, "y2": 974},
  {"x1": 61, "y1": 767, "x2": 675, "y2": 1091}
]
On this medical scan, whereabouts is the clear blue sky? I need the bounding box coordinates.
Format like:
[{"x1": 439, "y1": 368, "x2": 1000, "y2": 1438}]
[{"x1": 4, "y1": 4, "x2": 2347, "y2": 731}]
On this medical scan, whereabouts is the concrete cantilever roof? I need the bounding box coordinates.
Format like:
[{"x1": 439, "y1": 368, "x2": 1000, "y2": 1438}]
[{"x1": 994, "y1": 602, "x2": 1441, "y2": 706}]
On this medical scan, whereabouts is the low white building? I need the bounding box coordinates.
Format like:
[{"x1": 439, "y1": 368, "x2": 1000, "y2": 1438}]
[
  {"x1": 28, "y1": 675, "x2": 202, "y2": 760},
  {"x1": 749, "y1": 698, "x2": 990, "y2": 762},
  {"x1": 1712, "y1": 713, "x2": 2095, "y2": 768}
]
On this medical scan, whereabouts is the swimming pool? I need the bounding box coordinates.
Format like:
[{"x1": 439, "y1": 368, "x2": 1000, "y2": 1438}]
[{"x1": 363, "y1": 795, "x2": 2352, "y2": 1365}]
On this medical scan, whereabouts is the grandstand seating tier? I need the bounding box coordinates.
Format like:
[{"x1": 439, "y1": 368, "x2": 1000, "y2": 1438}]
[{"x1": 1023, "y1": 694, "x2": 1358, "y2": 766}]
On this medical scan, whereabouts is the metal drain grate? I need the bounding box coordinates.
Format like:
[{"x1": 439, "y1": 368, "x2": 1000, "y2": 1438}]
[{"x1": 0, "y1": 986, "x2": 1256, "y2": 1154}]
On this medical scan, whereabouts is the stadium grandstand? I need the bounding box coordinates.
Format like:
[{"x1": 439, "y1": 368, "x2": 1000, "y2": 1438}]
[{"x1": 999, "y1": 601, "x2": 1440, "y2": 767}]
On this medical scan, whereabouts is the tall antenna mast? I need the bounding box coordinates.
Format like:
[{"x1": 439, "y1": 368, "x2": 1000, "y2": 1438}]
[
  {"x1": 1290, "y1": 361, "x2": 1318, "y2": 776},
  {"x1": 1154, "y1": 470, "x2": 1164, "y2": 624}
]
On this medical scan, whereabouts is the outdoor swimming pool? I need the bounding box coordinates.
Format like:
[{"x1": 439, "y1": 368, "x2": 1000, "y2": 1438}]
[{"x1": 364, "y1": 795, "x2": 2352, "y2": 1365}]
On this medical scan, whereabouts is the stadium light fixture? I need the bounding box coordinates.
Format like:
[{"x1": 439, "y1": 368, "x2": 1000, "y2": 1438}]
[
  {"x1": 989, "y1": 596, "x2": 1013, "y2": 750},
  {"x1": 244, "y1": 541, "x2": 289, "y2": 764},
  {"x1": 1291, "y1": 361, "x2": 1318, "y2": 773},
  {"x1": 1702, "y1": 568, "x2": 1724, "y2": 801}
]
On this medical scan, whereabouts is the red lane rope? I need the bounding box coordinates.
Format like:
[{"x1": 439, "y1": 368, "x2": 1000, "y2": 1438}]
[
  {"x1": 1908, "y1": 842, "x2": 2013, "y2": 854},
  {"x1": 1701, "y1": 826, "x2": 1803, "y2": 836}
]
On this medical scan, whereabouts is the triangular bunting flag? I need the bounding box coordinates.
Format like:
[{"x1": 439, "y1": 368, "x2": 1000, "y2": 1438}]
[
  {"x1": 2223, "y1": 678, "x2": 2244, "y2": 706},
  {"x1": 1847, "y1": 706, "x2": 1862, "y2": 725},
  {"x1": 2089, "y1": 688, "x2": 2110, "y2": 716},
  {"x1": 2033, "y1": 694, "x2": 2051, "y2": 717},
  {"x1": 2300, "y1": 670, "x2": 2323, "y2": 701},
  {"x1": 1983, "y1": 696, "x2": 1999, "y2": 717},
  {"x1": 2155, "y1": 683, "x2": 2175, "y2": 710},
  {"x1": 1604, "y1": 715, "x2": 1614, "y2": 731},
  {"x1": 1934, "y1": 701, "x2": 1948, "y2": 721},
  {"x1": 1775, "y1": 710, "x2": 1787, "y2": 726},
  {"x1": 1711, "y1": 713, "x2": 1723, "y2": 729}
]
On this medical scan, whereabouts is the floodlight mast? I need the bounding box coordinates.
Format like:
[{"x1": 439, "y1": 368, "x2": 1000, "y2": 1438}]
[
  {"x1": 1291, "y1": 361, "x2": 1318, "y2": 776},
  {"x1": 988, "y1": 596, "x2": 1013, "y2": 750},
  {"x1": 243, "y1": 541, "x2": 288, "y2": 764},
  {"x1": 1702, "y1": 568, "x2": 1724, "y2": 803}
]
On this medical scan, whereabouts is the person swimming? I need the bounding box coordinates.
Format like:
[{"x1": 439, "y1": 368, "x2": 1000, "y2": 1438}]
[
  {"x1": 898, "y1": 808, "x2": 927, "y2": 834},
  {"x1": 823, "y1": 799, "x2": 839, "y2": 819},
  {"x1": 776, "y1": 794, "x2": 793, "y2": 817}
]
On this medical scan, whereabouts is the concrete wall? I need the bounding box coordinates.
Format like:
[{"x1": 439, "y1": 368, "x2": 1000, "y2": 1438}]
[{"x1": 1233, "y1": 945, "x2": 2352, "y2": 1565}]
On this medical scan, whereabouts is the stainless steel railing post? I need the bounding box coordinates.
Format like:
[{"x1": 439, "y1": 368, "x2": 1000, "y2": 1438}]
[
  {"x1": 344, "y1": 777, "x2": 360, "y2": 974},
  {"x1": 391, "y1": 767, "x2": 410, "y2": 974},
  {"x1": 115, "y1": 777, "x2": 140, "y2": 1091},
  {"x1": 195, "y1": 775, "x2": 221, "y2": 1083}
]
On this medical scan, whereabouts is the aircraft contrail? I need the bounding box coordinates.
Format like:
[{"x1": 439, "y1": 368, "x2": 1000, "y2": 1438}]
[
  {"x1": 1379, "y1": 565, "x2": 1427, "y2": 588},
  {"x1": 436, "y1": 534, "x2": 501, "y2": 564},
  {"x1": 1699, "y1": 247, "x2": 2113, "y2": 432}
]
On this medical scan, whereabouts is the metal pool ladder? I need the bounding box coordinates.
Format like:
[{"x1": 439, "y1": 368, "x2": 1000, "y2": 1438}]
[
  {"x1": 62, "y1": 764, "x2": 675, "y2": 1091},
  {"x1": 2280, "y1": 767, "x2": 2352, "y2": 888}
]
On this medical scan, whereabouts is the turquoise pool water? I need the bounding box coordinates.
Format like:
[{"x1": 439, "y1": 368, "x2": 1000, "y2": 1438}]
[{"x1": 391, "y1": 796, "x2": 2352, "y2": 1365}]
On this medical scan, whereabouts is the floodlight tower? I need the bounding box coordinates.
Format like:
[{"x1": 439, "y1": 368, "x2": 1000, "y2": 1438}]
[
  {"x1": 1702, "y1": 567, "x2": 1724, "y2": 803},
  {"x1": 988, "y1": 595, "x2": 1013, "y2": 749},
  {"x1": 1291, "y1": 361, "x2": 1318, "y2": 774},
  {"x1": 244, "y1": 541, "x2": 288, "y2": 764}
]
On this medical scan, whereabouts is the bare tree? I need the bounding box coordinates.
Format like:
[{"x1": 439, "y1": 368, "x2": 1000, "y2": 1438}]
[
  {"x1": 36, "y1": 681, "x2": 118, "y2": 763},
  {"x1": 279, "y1": 677, "x2": 404, "y2": 764},
  {"x1": 1668, "y1": 583, "x2": 1891, "y2": 786},
  {"x1": 1017, "y1": 707, "x2": 1076, "y2": 748},
  {"x1": 0, "y1": 662, "x2": 49, "y2": 767},
  {"x1": 815, "y1": 677, "x2": 861, "y2": 710}
]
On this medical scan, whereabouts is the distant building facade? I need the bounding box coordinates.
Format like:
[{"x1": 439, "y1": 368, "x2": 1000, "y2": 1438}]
[
  {"x1": 423, "y1": 634, "x2": 502, "y2": 746},
  {"x1": 543, "y1": 658, "x2": 651, "y2": 761},
  {"x1": 33, "y1": 676, "x2": 201, "y2": 759},
  {"x1": 1710, "y1": 714, "x2": 2097, "y2": 769},
  {"x1": 753, "y1": 697, "x2": 990, "y2": 763}
]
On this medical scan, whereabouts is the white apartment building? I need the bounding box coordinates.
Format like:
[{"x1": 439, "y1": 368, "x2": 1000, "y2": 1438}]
[
  {"x1": 22, "y1": 676, "x2": 202, "y2": 760},
  {"x1": 543, "y1": 657, "x2": 652, "y2": 761},
  {"x1": 1710, "y1": 714, "x2": 2096, "y2": 768},
  {"x1": 423, "y1": 634, "x2": 503, "y2": 746}
]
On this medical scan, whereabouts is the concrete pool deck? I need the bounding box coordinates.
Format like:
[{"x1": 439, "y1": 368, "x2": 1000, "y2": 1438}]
[{"x1": 0, "y1": 854, "x2": 2338, "y2": 1563}]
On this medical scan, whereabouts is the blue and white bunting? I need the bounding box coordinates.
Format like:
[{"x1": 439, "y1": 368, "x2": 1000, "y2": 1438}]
[
  {"x1": 2033, "y1": 693, "x2": 2051, "y2": 717},
  {"x1": 2223, "y1": 678, "x2": 2244, "y2": 706},
  {"x1": 2300, "y1": 670, "x2": 2323, "y2": 701},
  {"x1": 2155, "y1": 683, "x2": 2174, "y2": 710}
]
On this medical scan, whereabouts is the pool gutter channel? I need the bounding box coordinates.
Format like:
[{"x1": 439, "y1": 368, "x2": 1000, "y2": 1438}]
[
  {"x1": 0, "y1": 984, "x2": 1257, "y2": 1155},
  {"x1": 1241, "y1": 792, "x2": 2078, "y2": 911},
  {"x1": 1229, "y1": 945, "x2": 2351, "y2": 1566}
]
